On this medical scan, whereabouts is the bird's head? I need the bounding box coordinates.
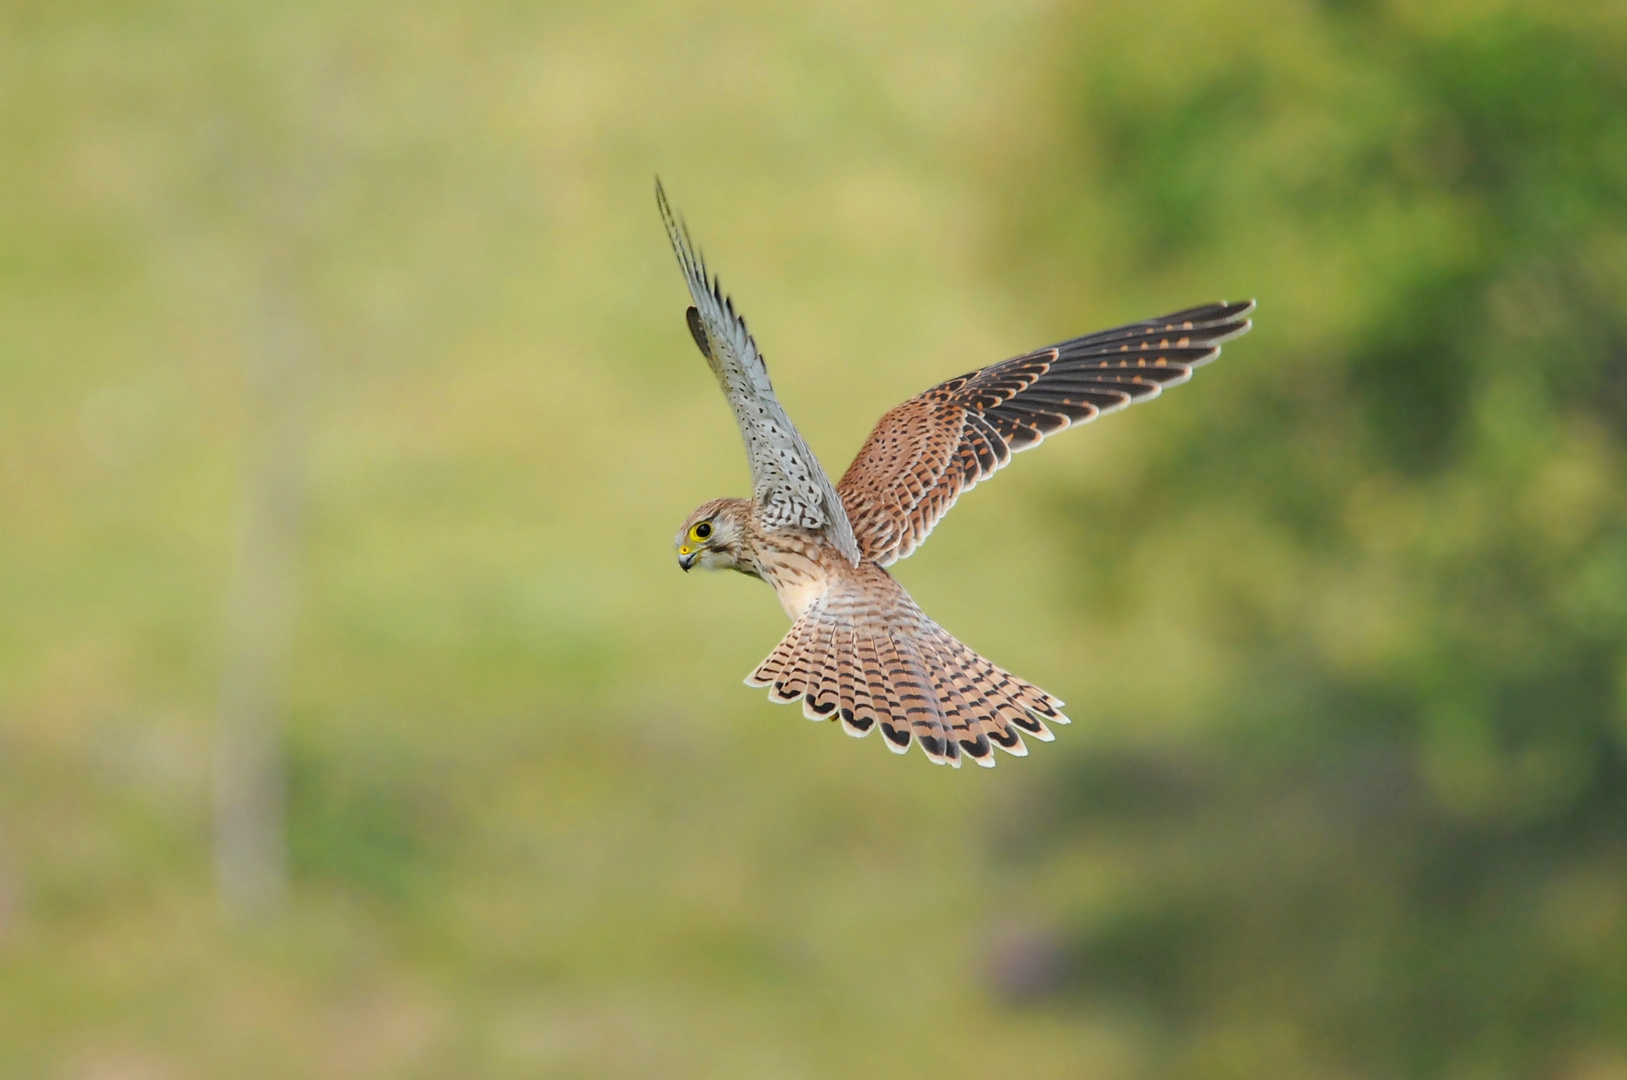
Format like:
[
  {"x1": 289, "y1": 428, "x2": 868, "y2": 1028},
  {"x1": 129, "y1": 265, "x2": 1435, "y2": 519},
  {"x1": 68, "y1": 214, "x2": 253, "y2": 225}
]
[{"x1": 675, "y1": 497, "x2": 754, "y2": 574}]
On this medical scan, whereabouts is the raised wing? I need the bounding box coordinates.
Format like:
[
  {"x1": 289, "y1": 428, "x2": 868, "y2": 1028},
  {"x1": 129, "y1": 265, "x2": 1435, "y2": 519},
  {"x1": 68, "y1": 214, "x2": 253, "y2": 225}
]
[
  {"x1": 658, "y1": 181, "x2": 859, "y2": 564},
  {"x1": 837, "y1": 301, "x2": 1255, "y2": 565}
]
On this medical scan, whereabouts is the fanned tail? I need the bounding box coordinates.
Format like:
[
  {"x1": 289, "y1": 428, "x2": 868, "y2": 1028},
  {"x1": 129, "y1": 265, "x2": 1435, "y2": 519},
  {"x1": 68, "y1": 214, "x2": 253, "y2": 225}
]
[{"x1": 746, "y1": 565, "x2": 1068, "y2": 768}]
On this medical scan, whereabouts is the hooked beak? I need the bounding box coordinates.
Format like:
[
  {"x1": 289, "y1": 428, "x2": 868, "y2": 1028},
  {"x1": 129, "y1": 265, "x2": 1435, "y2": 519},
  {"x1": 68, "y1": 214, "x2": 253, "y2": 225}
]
[{"x1": 677, "y1": 547, "x2": 697, "y2": 572}]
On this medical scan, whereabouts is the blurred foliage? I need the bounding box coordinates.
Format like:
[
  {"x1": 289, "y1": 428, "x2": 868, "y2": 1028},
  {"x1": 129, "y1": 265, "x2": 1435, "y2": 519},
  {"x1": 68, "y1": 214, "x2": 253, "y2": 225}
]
[
  {"x1": 2, "y1": 0, "x2": 1626, "y2": 1078},
  {"x1": 994, "y1": 1, "x2": 1627, "y2": 1077}
]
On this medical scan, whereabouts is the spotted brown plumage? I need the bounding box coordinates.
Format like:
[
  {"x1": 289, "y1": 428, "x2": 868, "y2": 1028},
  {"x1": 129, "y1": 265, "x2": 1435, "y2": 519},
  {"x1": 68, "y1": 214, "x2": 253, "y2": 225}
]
[
  {"x1": 657, "y1": 182, "x2": 860, "y2": 564},
  {"x1": 736, "y1": 556, "x2": 1065, "y2": 767},
  {"x1": 661, "y1": 181, "x2": 1254, "y2": 767},
  {"x1": 837, "y1": 301, "x2": 1255, "y2": 565}
]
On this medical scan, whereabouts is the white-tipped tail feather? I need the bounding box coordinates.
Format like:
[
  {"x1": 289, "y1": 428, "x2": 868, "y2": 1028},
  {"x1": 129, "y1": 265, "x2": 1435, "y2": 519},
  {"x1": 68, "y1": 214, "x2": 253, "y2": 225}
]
[{"x1": 746, "y1": 565, "x2": 1067, "y2": 768}]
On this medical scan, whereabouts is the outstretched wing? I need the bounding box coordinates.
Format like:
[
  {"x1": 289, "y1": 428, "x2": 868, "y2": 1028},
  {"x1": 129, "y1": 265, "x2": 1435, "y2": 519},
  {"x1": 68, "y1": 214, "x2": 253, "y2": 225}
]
[
  {"x1": 837, "y1": 300, "x2": 1255, "y2": 565},
  {"x1": 658, "y1": 181, "x2": 859, "y2": 565}
]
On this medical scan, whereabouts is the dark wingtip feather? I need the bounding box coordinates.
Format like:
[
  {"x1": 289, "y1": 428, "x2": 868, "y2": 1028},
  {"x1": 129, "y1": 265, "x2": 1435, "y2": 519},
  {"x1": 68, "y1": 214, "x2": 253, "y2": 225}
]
[
  {"x1": 655, "y1": 179, "x2": 714, "y2": 298},
  {"x1": 1207, "y1": 298, "x2": 1256, "y2": 343}
]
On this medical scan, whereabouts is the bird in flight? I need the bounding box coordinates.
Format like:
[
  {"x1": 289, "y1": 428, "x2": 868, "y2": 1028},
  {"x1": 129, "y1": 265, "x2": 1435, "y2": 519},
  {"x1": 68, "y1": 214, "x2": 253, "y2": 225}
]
[{"x1": 660, "y1": 181, "x2": 1253, "y2": 768}]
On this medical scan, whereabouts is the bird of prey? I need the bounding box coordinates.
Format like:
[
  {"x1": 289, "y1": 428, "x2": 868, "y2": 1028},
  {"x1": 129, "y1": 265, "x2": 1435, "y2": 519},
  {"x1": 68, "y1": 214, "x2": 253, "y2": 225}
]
[{"x1": 661, "y1": 181, "x2": 1253, "y2": 768}]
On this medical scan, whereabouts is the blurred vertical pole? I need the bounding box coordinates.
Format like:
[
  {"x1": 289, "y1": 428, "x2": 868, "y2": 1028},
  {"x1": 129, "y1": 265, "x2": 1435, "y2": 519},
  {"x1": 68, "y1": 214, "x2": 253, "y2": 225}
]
[
  {"x1": 213, "y1": 247, "x2": 313, "y2": 919},
  {"x1": 206, "y1": 43, "x2": 350, "y2": 920}
]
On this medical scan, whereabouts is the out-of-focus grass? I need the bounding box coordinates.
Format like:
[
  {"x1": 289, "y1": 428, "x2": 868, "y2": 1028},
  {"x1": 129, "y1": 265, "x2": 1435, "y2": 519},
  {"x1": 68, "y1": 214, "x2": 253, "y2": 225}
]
[
  {"x1": 0, "y1": 2, "x2": 1124, "y2": 1077},
  {"x1": 5, "y1": 0, "x2": 1627, "y2": 1077}
]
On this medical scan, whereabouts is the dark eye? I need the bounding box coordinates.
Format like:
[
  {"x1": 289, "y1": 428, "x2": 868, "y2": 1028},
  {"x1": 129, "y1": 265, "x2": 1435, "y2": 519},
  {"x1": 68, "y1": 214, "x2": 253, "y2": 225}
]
[{"x1": 694, "y1": 522, "x2": 713, "y2": 539}]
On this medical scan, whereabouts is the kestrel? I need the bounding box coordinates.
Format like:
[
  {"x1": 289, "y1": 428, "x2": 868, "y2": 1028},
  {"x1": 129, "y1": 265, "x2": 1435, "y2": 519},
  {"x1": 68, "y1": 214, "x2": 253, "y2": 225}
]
[{"x1": 661, "y1": 182, "x2": 1253, "y2": 768}]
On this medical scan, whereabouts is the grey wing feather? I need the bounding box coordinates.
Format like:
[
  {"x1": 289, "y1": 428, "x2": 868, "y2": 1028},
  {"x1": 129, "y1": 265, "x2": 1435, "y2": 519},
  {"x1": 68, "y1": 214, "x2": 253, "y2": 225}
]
[{"x1": 657, "y1": 180, "x2": 860, "y2": 565}]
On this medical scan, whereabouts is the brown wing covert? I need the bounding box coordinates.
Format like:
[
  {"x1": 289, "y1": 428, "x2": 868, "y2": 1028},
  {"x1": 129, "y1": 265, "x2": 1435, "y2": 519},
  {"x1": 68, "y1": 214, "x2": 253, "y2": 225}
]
[{"x1": 837, "y1": 300, "x2": 1254, "y2": 564}]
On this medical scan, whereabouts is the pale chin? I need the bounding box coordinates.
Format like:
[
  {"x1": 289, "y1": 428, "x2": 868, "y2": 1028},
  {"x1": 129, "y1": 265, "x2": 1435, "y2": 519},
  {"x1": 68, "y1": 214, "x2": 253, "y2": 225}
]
[{"x1": 696, "y1": 549, "x2": 735, "y2": 571}]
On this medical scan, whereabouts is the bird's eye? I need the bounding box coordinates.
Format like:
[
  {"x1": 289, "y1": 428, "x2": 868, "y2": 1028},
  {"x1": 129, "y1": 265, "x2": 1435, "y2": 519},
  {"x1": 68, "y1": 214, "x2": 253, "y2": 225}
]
[{"x1": 693, "y1": 522, "x2": 713, "y2": 540}]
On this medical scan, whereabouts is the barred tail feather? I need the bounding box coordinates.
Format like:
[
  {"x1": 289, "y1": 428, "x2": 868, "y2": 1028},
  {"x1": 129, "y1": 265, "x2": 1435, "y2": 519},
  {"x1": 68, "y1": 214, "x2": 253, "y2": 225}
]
[
  {"x1": 746, "y1": 566, "x2": 1069, "y2": 767},
  {"x1": 746, "y1": 628, "x2": 800, "y2": 688},
  {"x1": 845, "y1": 634, "x2": 892, "y2": 747},
  {"x1": 772, "y1": 616, "x2": 831, "y2": 704},
  {"x1": 804, "y1": 625, "x2": 845, "y2": 720},
  {"x1": 919, "y1": 632, "x2": 995, "y2": 768},
  {"x1": 797, "y1": 621, "x2": 840, "y2": 717},
  {"x1": 832, "y1": 629, "x2": 869, "y2": 737},
  {"x1": 877, "y1": 630, "x2": 929, "y2": 757}
]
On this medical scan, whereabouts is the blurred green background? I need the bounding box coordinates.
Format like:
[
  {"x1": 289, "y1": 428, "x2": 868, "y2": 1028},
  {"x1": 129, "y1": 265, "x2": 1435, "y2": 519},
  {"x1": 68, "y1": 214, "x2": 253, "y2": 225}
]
[{"x1": 5, "y1": 0, "x2": 1627, "y2": 1076}]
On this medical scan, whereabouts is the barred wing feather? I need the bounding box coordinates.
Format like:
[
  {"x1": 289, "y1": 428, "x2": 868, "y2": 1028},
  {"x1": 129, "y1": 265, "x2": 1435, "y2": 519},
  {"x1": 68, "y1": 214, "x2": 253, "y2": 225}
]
[
  {"x1": 837, "y1": 300, "x2": 1255, "y2": 565},
  {"x1": 657, "y1": 181, "x2": 860, "y2": 565}
]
